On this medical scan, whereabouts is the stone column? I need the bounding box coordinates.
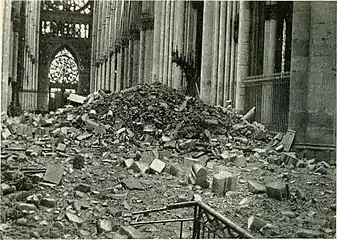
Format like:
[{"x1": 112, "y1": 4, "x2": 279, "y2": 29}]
[
  {"x1": 172, "y1": 1, "x2": 185, "y2": 89},
  {"x1": 158, "y1": 1, "x2": 166, "y2": 84},
  {"x1": 152, "y1": 1, "x2": 163, "y2": 83},
  {"x1": 288, "y1": 1, "x2": 310, "y2": 145},
  {"x1": 261, "y1": 1, "x2": 278, "y2": 127},
  {"x1": 1, "y1": 0, "x2": 12, "y2": 113},
  {"x1": 229, "y1": 2, "x2": 238, "y2": 103},
  {"x1": 144, "y1": 29, "x2": 154, "y2": 84},
  {"x1": 235, "y1": 1, "x2": 250, "y2": 113},
  {"x1": 303, "y1": 2, "x2": 335, "y2": 149},
  {"x1": 127, "y1": 40, "x2": 134, "y2": 87},
  {"x1": 163, "y1": 0, "x2": 170, "y2": 85},
  {"x1": 217, "y1": 1, "x2": 227, "y2": 106},
  {"x1": 138, "y1": 30, "x2": 146, "y2": 84},
  {"x1": 223, "y1": 2, "x2": 232, "y2": 102},
  {"x1": 132, "y1": 33, "x2": 140, "y2": 86},
  {"x1": 200, "y1": 1, "x2": 214, "y2": 104},
  {"x1": 210, "y1": 1, "x2": 220, "y2": 105},
  {"x1": 110, "y1": 54, "x2": 116, "y2": 92},
  {"x1": 116, "y1": 47, "x2": 122, "y2": 92},
  {"x1": 168, "y1": 1, "x2": 175, "y2": 87}
]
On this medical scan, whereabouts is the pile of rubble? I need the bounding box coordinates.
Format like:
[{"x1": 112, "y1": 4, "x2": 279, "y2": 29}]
[{"x1": 0, "y1": 83, "x2": 336, "y2": 239}]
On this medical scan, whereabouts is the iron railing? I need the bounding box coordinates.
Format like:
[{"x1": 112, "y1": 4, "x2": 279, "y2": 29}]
[
  {"x1": 130, "y1": 201, "x2": 253, "y2": 239},
  {"x1": 244, "y1": 72, "x2": 290, "y2": 132}
]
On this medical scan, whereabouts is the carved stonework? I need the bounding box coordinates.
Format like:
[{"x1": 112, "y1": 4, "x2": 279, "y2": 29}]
[
  {"x1": 140, "y1": 15, "x2": 154, "y2": 31},
  {"x1": 265, "y1": 3, "x2": 279, "y2": 21},
  {"x1": 129, "y1": 28, "x2": 140, "y2": 41}
]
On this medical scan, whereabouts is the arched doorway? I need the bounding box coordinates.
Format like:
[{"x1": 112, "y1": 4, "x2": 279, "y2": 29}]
[{"x1": 48, "y1": 48, "x2": 79, "y2": 110}]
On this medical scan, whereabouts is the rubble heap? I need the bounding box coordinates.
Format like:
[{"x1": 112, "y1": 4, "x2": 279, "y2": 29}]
[{"x1": 50, "y1": 82, "x2": 268, "y2": 144}]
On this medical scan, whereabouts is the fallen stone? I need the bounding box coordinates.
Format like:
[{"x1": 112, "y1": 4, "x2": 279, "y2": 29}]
[
  {"x1": 1, "y1": 183, "x2": 16, "y2": 195},
  {"x1": 275, "y1": 144, "x2": 284, "y2": 152},
  {"x1": 120, "y1": 225, "x2": 147, "y2": 239},
  {"x1": 191, "y1": 164, "x2": 209, "y2": 188},
  {"x1": 66, "y1": 212, "x2": 84, "y2": 224},
  {"x1": 281, "y1": 152, "x2": 298, "y2": 166},
  {"x1": 124, "y1": 158, "x2": 135, "y2": 169},
  {"x1": 234, "y1": 155, "x2": 246, "y2": 166},
  {"x1": 16, "y1": 218, "x2": 28, "y2": 226},
  {"x1": 260, "y1": 224, "x2": 279, "y2": 236},
  {"x1": 17, "y1": 203, "x2": 37, "y2": 212},
  {"x1": 266, "y1": 182, "x2": 289, "y2": 201},
  {"x1": 73, "y1": 154, "x2": 85, "y2": 169},
  {"x1": 43, "y1": 164, "x2": 64, "y2": 185},
  {"x1": 247, "y1": 180, "x2": 266, "y2": 194},
  {"x1": 111, "y1": 232, "x2": 128, "y2": 239},
  {"x1": 97, "y1": 219, "x2": 112, "y2": 233},
  {"x1": 122, "y1": 177, "x2": 144, "y2": 190},
  {"x1": 1, "y1": 128, "x2": 11, "y2": 139},
  {"x1": 296, "y1": 229, "x2": 324, "y2": 238},
  {"x1": 170, "y1": 163, "x2": 185, "y2": 177},
  {"x1": 56, "y1": 143, "x2": 66, "y2": 152},
  {"x1": 40, "y1": 198, "x2": 56, "y2": 208},
  {"x1": 183, "y1": 157, "x2": 200, "y2": 168},
  {"x1": 248, "y1": 216, "x2": 268, "y2": 231},
  {"x1": 77, "y1": 133, "x2": 92, "y2": 141},
  {"x1": 74, "y1": 184, "x2": 91, "y2": 193},
  {"x1": 177, "y1": 195, "x2": 190, "y2": 203},
  {"x1": 131, "y1": 161, "x2": 149, "y2": 174},
  {"x1": 239, "y1": 197, "x2": 250, "y2": 206},
  {"x1": 252, "y1": 148, "x2": 267, "y2": 156},
  {"x1": 281, "y1": 211, "x2": 296, "y2": 218},
  {"x1": 27, "y1": 194, "x2": 41, "y2": 205},
  {"x1": 296, "y1": 160, "x2": 306, "y2": 168},
  {"x1": 74, "y1": 191, "x2": 86, "y2": 198},
  {"x1": 53, "y1": 221, "x2": 64, "y2": 229},
  {"x1": 314, "y1": 166, "x2": 327, "y2": 175},
  {"x1": 149, "y1": 158, "x2": 165, "y2": 174},
  {"x1": 193, "y1": 194, "x2": 202, "y2": 202},
  {"x1": 68, "y1": 93, "x2": 86, "y2": 104},
  {"x1": 329, "y1": 215, "x2": 336, "y2": 230},
  {"x1": 212, "y1": 171, "x2": 238, "y2": 195}
]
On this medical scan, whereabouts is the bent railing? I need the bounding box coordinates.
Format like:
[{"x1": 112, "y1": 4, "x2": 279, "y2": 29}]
[{"x1": 130, "y1": 201, "x2": 253, "y2": 239}]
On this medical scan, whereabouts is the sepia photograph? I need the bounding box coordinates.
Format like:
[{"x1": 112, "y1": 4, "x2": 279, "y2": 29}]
[{"x1": 0, "y1": 0, "x2": 336, "y2": 239}]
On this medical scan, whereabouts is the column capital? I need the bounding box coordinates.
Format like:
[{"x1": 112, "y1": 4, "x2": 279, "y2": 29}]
[
  {"x1": 140, "y1": 15, "x2": 154, "y2": 31},
  {"x1": 265, "y1": 3, "x2": 279, "y2": 20},
  {"x1": 129, "y1": 28, "x2": 140, "y2": 41}
]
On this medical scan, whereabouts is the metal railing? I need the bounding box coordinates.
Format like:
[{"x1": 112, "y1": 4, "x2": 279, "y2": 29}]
[
  {"x1": 244, "y1": 72, "x2": 290, "y2": 132},
  {"x1": 130, "y1": 201, "x2": 253, "y2": 239}
]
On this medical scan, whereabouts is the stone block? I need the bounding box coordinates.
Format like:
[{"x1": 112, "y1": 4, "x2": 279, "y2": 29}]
[
  {"x1": 247, "y1": 180, "x2": 266, "y2": 194},
  {"x1": 67, "y1": 94, "x2": 86, "y2": 104},
  {"x1": 266, "y1": 182, "x2": 290, "y2": 201},
  {"x1": 40, "y1": 198, "x2": 57, "y2": 208},
  {"x1": 191, "y1": 164, "x2": 209, "y2": 188},
  {"x1": 131, "y1": 161, "x2": 149, "y2": 174},
  {"x1": 234, "y1": 155, "x2": 246, "y2": 166},
  {"x1": 170, "y1": 163, "x2": 185, "y2": 177},
  {"x1": 74, "y1": 184, "x2": 91, "y2": 193},
  {"x1": 73, "y1": 154, "x2": 85, "y2": 169},
  {"x1": 183, "y1": 157, "x2": 200, "y2": 168},
  {"x1": 1, "y1": 183, "x2": 16, "y2": 195},
  {"x1": 66, "y1": 212, "x2": 84, "y2": 224},
  {"x1": 43, "y1": 164, "x2": 64, "y2": 185},
  {"x1": 17, "y1": 203, "x2": 37, "y2": 212},
  {"x1": 119, "y1": 225, "x2": 146, "y2": 239},
  {"x1": 124, "y1": 159, "x2": 135, "y2": 169},
  {"x1": 296, "y1": 229, "x2": 324, "y2": 238},
  {"x1": 248, "y1": 216, "x2": 268, "y2": 231},
  {"x1": 97, "y1": 219, "x2": 112, "y2": 233},
  {"x1": 212, "y1": 171, "x2": 238, "y2": 195},
  {"x1": 296, "y1": 160, "x2": 306, "y2": 168},
  {"x1": 149, "y1": 159, "x2": 166, "y2": 174},
  {"x1": 252, "y1": 148, "x2": 267, "y2": 156}
]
